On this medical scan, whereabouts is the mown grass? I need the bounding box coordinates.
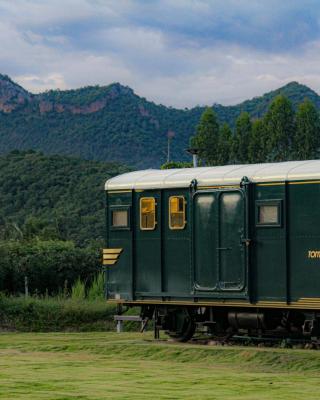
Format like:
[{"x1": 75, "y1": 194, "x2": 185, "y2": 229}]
[{"x1": 0, "y1": 332, "x2": 320, "y2": 399}]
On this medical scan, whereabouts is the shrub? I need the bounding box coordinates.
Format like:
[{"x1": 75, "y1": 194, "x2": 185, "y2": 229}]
[
  {"x1": 71, "y1": 278, "x2": 86, "y2": 300},
  {"x1": 0, "y1": 294, "x2": 115, "y2": 332},
  {"x1": 87, "y1": 273, "x2": 105, "y2": 301},
  {"x1": 0, "y1": 239, "x2": 101, "y2": 295}
]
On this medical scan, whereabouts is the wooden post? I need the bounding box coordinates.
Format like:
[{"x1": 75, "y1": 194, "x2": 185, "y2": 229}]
[
  {"x1": 116, "y1": 320, "x2": 123, "y2": 333},
  {"x1": 24, "y1": 276, "x2": 29, "y2": 298}
]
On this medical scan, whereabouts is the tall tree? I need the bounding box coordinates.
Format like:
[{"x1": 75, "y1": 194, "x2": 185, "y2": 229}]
[
  {"x1": 248, "y1": 119, "x2": 268, "y2": 163},
  {"x1": 264, "y1": 95, "x2": 295, "y2": 161},
  {"x1": 191, "y1": 107, "x2": 220, "y2": 165},
  {"x1": 217, "y1": 123, "x2": 233, "y2": 165},
  {"x1": 293, "y1": 99, "x2": 320, "y2": 160},
  {"x1": 233, "y1": 112, "x2": 252, "y2": 163}
]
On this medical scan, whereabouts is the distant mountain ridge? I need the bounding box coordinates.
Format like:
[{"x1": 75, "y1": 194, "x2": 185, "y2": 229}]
[{"x1": 0, "y1": 74, "x2": 319, "y2": 168}]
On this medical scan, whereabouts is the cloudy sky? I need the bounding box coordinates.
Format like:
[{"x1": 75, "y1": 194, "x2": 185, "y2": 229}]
[{"x1": 0, "y1": 0, "x2": 320, "y2": 108}]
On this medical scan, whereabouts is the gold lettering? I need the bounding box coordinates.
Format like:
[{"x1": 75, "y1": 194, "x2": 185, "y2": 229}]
[{"x1": 308, "y1": 250, "x2": 320, "y2": 259}]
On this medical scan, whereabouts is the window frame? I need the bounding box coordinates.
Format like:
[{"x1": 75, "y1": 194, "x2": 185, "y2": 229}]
[
  {"x1": 168, "y1": 195, "x2": 186, "y2": 230},
  {"x1": 109, "y1": 205, "x2": 131, "y2": 231},
  {"x1": 140, "y1": 197, "x2": 157, "y2": 231},
  {"x1": 255, "y1": 199, "x2": 282, "y2": 228}
]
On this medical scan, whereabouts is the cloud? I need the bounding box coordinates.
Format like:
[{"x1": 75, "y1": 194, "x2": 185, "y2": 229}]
[
  {"x1": 15, "y1": 73, "x2": 67, "y2": 92},
  {"x1": 116, "y1": 0, "x2": 320, "y2": 52},
  {"x1": 0, "y1": 0, "x2": 320, "y2": 107}
]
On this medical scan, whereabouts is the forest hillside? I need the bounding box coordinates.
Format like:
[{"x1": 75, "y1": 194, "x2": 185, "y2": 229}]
[{"x1": 0, "y1": 74, "x2": 319, "y2": 167}]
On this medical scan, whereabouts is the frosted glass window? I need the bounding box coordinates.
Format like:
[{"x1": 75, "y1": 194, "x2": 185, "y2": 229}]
[
  {"x1": 112, "y1": 210, "x2": 128, "y2": 227},
  {"x1": 258, "y1": 205, "x2": 279, "y2": 224}
]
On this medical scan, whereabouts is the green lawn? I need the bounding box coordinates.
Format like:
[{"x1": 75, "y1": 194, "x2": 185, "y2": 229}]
[{"x1": 0, "y1": 332, "x2": 320, "y2": 399}]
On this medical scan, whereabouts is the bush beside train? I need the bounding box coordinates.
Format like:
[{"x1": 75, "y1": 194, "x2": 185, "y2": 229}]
[{"x1": 103, "y1": 161, "x2": 320, "y2": 341}]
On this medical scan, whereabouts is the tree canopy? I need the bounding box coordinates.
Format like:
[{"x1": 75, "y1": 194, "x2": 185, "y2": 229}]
[
  {"x1": 191, "y1": 108, "x2": 220, "y2": 166},
  {"x1": 0, "y1": 150, "x2": 129, "y2": 247},
  {"x1": 190, "y1": 95, "x2": 320, "y2": 166},
  {"x1": 294, "y1": 99, "x2": 320, "y2": 160}
]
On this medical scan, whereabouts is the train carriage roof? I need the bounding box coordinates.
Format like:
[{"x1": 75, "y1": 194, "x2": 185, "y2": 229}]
[{"x1": 105, "y1": 160, "x2": 320, "y2": 190}]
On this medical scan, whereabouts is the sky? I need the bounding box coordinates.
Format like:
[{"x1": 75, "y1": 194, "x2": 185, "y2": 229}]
[{"x1": 0, "y1": 0, "x2": 320, "y2": 108}]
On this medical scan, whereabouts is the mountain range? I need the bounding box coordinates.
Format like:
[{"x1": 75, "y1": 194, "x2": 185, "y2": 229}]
[{"x1": 0, "y1": 74, "x2": 320, "y2": 168}]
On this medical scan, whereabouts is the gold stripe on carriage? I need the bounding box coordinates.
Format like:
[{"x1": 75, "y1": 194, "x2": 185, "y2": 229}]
[{"x1": 102, "y1": 248, "x2": 123, "y2": 265}]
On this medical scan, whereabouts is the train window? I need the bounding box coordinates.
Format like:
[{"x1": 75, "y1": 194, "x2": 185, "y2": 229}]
[
  {"x1": 169, "y1": 196, "x2": 186, "y2": 229},
  {"x1": 112, "y1": 210, "x2": 128, "y2": 227},
  {"x1": 110, "y1": 206, "x2": 130, "y2": 230},
  {"x1": 259, "y1": 205, "x2": 278, "y2": 224},
  {"x1": 256, "y1": 200, "x2": 281, "y2": 227},
  {"x1": 140, "y1": 197, "x2": 156, "y2": 230}
]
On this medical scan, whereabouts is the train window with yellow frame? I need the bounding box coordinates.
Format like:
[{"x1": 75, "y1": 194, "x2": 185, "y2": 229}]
[
  {"x1": 169, "y1": 196, "x2": 186, "y2": 230},
  {"x1": 140, "y1": 197, "x2": 156, "y2": 230}
]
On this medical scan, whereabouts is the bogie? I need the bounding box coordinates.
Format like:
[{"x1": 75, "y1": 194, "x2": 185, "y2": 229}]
[{"x1": 139, "y1": 305, "x2": 320, "y2": 342}]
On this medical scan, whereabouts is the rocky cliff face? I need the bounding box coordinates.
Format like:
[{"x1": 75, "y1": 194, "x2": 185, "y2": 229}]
[
  {"x1": 0, "y1": 76, "x2": 135, "y2": 115},
  {"x1": 0, "y1": 75, "x2": 32, "y2": 112},
  {"x1": 38, "y1": 95, "x2": 109, "y2": 115},
  {"x1": 37, "y1": 83, "x2": 134, "y2": 115}
]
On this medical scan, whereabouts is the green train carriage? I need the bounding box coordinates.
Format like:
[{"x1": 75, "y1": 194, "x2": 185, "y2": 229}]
[{"x1": 103, "y1": 161, "x2": 320, "y2": 341}]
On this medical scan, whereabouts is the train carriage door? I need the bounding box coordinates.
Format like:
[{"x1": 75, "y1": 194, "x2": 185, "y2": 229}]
[
  {"x1": 193, "y1": 189, "x2": 248, "y2": 297},
  {"x1": 194, "y1": 192, "x2": 219, "y2": 291},
  {"x1": 218, "y1": 190, "x2": 246, "y2": 291},
  {"x1": 134, "y1": 190, "x2": 162, "y2": 296},
  {"x1": 106, "y1": 191, "x2": 133, "y2": 301}
]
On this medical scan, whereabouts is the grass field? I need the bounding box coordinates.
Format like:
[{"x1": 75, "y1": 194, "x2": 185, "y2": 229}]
[{"x1": 0, "y1": 332, "x2": 320, "y2": 399}]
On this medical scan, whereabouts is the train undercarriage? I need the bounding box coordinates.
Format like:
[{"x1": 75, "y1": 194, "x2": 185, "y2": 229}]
[{"x1": 133, "y1": 305, "x2": 320, "y2": 343}]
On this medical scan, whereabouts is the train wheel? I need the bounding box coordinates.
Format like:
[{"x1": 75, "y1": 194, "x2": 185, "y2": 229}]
[{"x1": 165, "y1": 308, "x2": 196, "y2": 342}]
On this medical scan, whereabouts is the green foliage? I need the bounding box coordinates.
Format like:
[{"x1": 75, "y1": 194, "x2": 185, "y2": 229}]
[
  {"x1": 195, "y1": 94, "x2": 320, "y2": 166},
  {"x1": 87, "y1": 273, "x2": 105, "y2": 301},
  {"x1": 0, "y1": 148, "x2": 111, "y2": 295},
  {"x1": 41, "y1": 85, "x2": 116, "y2": 107},
  {"x1": 0, "y1": 81, "x2": 204, "y2": 169},
  {"x1": 264, "y1": 95, "x2": 295, "y2": 161},
  {"x1": 248, "y1": 119, "x2": 267, "y2": 163},
  {"x1": 1, "y1": 77, "x2": 320, "y2": 168},
  {"x1": 0, "y1": 294, "x2": 115, "y2": 331},
  {"x1": 160, "y1": 161, "x2": 193, "y2": 169},
  {"x1": 293, "y1": 99, "x2": 320, "y2": 160},
  {"x1": 191, "y1": 108, "x2": 220, "y2": 165},
  {"x1": 0, "y1": 239, "x2": 100, "y2": 295},
  {"x1": 71, "y1": 278, "x2": 86, "y2": 301},
  {"x1": 233, "y1": 112, "x2": 252, "y2": 163},
  {"x1": 0, "y1": 151, "x2": 128, "y2": 246},
  {"x1": 217, "y1": 123, "x2": 233, "y2": 165}
]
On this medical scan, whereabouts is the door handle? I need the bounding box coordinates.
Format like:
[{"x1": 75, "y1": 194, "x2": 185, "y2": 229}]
[
  {"x1": 241, "y1": 238, "x2": 251, "y2": 247},
  {"x1": 216, "y1": 247, "x2": 231, "y2": 250}
]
